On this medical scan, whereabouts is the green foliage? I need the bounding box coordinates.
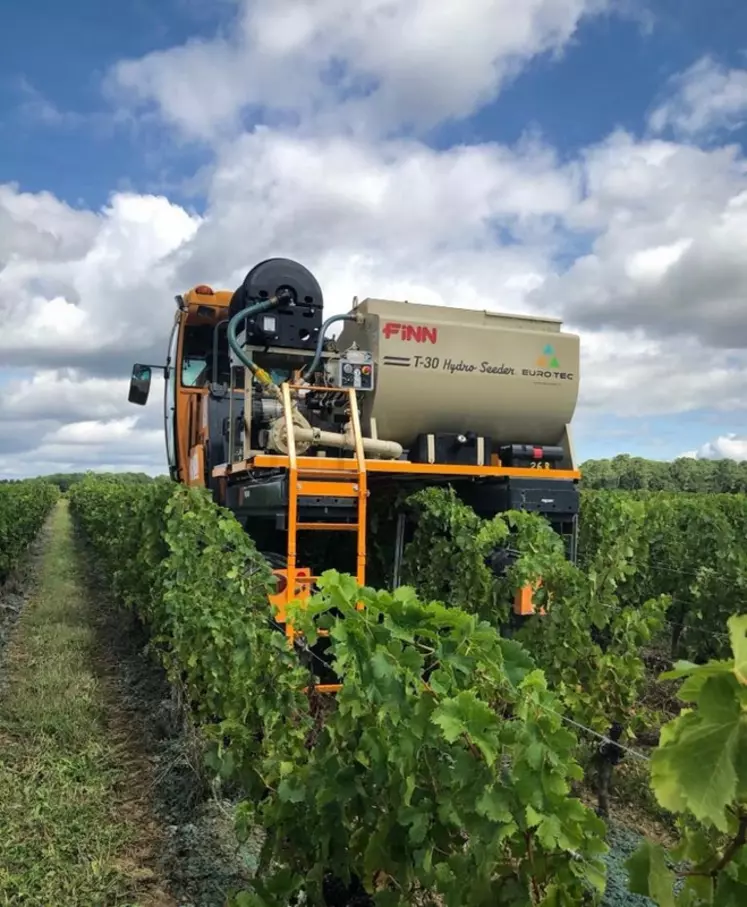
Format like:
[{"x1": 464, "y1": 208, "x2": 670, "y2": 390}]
[
  {"x1": 71, "y1": 476, "x2": 610, "y2": 906},
  {"x1": 397, "y1": 487, "x2": 668, "y2": 732},
  {"x1": 580, "y1": 454, "x2": 747, "y2": 495},
  {"x1": 241, "y1": 573, "x2": 609, "y2": 906},
  {"x1": 43, "y1": 471, "x2": 155, "y2": 492},
  {"x1": 580, "y1": 491, "x2": 747, "y2": 664},
  {"x1": 402, "y1": 487, "x2": 512, "y2": 623},
  {"x1": 67, "y1": 473, "x2": 172, "y2": 616},
  {"x1": 70, "y1": 476, "x2": 309, "y2": 787},
  {"x1": 70, "y1": 472, "x2": 747, "y2": 906},
  {"x1": 625, "y1": 615, "x2": 747, "y2": 906},
  {"x1": 155, "y1": 484, "x2": 313, "y2": 796},
  {"x1": 0, "y1": 478, "x2": 60, "y2": 582}
]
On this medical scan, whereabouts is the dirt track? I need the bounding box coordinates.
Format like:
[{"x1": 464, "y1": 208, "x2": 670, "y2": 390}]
[{"x1": 0, "y1": 501, "x2": 272, "y2": 906}]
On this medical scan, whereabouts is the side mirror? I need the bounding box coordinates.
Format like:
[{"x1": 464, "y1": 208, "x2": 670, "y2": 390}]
[{"x1": 128, "y1": 364, "x2": 152, "y2": 406}]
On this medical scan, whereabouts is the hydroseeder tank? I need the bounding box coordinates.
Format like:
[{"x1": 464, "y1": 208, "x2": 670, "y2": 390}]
[{"x1": 128, "y1": 257, "x2": 581, "y2": 688}]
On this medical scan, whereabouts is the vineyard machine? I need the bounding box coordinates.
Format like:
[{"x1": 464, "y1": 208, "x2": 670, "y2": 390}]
[{"x1": 128, "y1": 258, "x2": 581, "y2": 688}]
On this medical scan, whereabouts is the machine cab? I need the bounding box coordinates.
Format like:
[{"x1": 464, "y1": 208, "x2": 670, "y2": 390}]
[{"x1": 128, "y1": 286, "x2": 236, "y2": 486}]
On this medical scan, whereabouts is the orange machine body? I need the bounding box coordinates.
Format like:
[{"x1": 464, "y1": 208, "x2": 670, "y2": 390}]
[{"x1": 130, "y1": 262, "x2": 581, "y2": 693}]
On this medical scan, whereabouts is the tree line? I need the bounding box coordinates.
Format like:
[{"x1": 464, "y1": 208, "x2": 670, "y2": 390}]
[
  {"x1": 580, "y1": 454, "x2": 747, "y2": 494},
  {"x1": 0, "y1": 472, "x2": 155, "y2": 491}
]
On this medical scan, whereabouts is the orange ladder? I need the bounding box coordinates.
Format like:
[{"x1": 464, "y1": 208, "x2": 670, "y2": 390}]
[{"x1": 279, "y1": 382, "x2": 367, "y2": 655}]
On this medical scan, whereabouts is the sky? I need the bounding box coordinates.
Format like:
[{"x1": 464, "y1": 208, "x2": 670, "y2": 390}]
[{"x1": 1, "y1": 0, "x2": 747, "y2": 478}]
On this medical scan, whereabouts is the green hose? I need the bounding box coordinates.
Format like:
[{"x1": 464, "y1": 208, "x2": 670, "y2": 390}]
[
  {"x1": 226, "y1": 296, "x2": 283, "y2": 389},
  {"x1": 300, "y1": 313, "x2": 357, "y2": 380},
  {"x1": 228, "y1": 296, "x2": 361, "y2": 393}
]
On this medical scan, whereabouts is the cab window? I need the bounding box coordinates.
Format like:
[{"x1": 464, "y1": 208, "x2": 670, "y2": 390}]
[{"x1": 181, "y1": 324, "x2": 215, "y2": 387}]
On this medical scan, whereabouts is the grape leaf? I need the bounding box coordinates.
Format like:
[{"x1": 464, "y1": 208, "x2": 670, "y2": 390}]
[
  {"x1": 728, "y1": 614, "x2": 747, "y2": 686},
  {"x1": 626, "y1": 840, "x2": 676, "y2": 907},
  {"x1": 712, "y1": 875, "x2": 747, "y2": 907},
  {"x1": 475, "y1": 787, "x2": 512, "y2": 823},
  {"x1": 651, "y1": 674, "x2": 742, "y2": 831}
]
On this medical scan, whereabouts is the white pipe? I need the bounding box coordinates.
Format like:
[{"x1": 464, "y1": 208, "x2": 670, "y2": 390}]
[{"x1": 293, "y1": 426, "x2": 402, "y2": 459}]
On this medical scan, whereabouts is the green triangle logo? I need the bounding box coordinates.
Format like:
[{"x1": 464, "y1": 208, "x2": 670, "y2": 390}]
[{"x1": 549, "y1": 356, "x2": 559, "y2": 368}]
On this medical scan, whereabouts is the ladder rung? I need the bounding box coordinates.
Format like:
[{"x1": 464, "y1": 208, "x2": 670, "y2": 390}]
[
  {"x1": 297, "y1": 468, "x2": 359, "y2": 477},
  {"x1": 296, "y1": 522, "x2": 359, "y2": 531},
  {"x1": 297, "y1": 480, "x2": 359, "y2": 497},
  {"x1": 309, "y1": 684, "x2": 341, "y2": 694}
]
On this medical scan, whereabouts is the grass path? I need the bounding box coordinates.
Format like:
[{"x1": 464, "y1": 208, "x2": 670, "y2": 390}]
[{"x1": 0, "y1": 499, "x2": 174, "y2": 907}]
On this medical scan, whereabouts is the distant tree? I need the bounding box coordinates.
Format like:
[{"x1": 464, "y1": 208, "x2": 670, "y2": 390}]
[
  {"x1": 40, "y1": 473, "x2": 87, "y2": 492},
  {"x1": 580, "y1": 455, "x2": 747, "y2": 494},
  {"x1": 7, "y1": 471, "x2": 160, "y2": 492}
]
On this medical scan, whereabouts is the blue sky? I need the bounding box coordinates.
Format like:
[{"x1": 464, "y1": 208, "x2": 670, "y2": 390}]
[
  {"x1": 1, "y1": 0, "x2": 747, "y2": 475},
  {"x1": 0, "y1": 0, "x2": 222, "y2": 208},
  {"x1": 436, "y1": 2, "x2": 747, "y2": 153},
  {"x1": 5, "y1": 1, "x2": 747, "y2": 206}
]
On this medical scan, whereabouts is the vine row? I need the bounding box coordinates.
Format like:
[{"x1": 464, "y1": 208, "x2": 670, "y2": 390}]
[
  {"x1": 0, "y1": 478, "x2": 60, "y2": 582},
  {"x1": 69, "y1": 475, "x2": 747, "y2": 905}
]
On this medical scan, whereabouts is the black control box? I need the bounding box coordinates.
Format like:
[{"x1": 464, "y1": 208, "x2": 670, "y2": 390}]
[{"x1": 410, "y1": 432, "x2": 491, "y2": 466}]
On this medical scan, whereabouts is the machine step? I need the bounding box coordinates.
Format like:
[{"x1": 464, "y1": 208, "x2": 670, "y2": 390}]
[
  {"x1": 296, "y1": 469, "x2": 361, "y2": 480},
  {"x1": 296, "y1": 521, "x2": 359, "y2": 531},
  {"x1": 297, "y1": 480, "x2": 360, "y2": 497}
]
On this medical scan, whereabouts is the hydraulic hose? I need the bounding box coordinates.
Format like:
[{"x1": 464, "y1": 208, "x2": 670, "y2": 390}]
[
  {"x1": 226, "y1": 293, "x2": 288, "y2": 390},
  {"x1": 300, "y1": 312, "x2": 360, "y2": 381}
]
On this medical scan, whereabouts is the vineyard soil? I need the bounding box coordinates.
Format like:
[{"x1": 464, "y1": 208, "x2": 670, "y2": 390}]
[
  {"x1": 0, "y1": 501, "x2": 176, "y2": 905},
  {"x1": 79, "y1": 525, "x2": 266, "y2": 906}
]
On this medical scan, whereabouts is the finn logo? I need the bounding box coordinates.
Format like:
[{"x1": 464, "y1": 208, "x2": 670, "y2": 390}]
[{"x1": 382, "y1": 321, "x2": 438, "y2": 344}]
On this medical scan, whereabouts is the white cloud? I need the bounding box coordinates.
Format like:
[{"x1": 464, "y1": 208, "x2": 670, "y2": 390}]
[
  {"x1": 0, "y1": 411, "x2": 164, "y2": 472},
  {"x1": 624, "y1": 238, "x2": 692, "y2": 284},
  {"x1": 0, "y1": 368, "x2": 167, "y2": 478},
  {"x1": 0, "y1": 414, "x2": 166, "y2": 479},
  {"x1": 48, "y1": 416, "x2": 150, "y2": 446},
  {"x1": 0, "y1": 370, "x2": 131, "y2": 423},
  {"x1": 174, "y1": 128, "x2": 578, "y2": 309},
  {"x1": 14, "y1": 77, "x2": 85, "y2": 129},
  {"x1": 4, "y1": 119, "x2": 747, "y2": 475},
  {"x1": 0, "y1": 190, "x2": 201, "y2": 371},
  {"x1": 4, "y1": 2, "x2": 747, "y2": 477},
  {"x1": 108, "y1": 0, "x2": 609, "y2": 140},
  {"x1": 649, "y1": 56, "x2": 747, "y2": 139},
  {"x1": 576, "y1": 327, "x2": 747, "y2": 417},
  {"x1": 0, "y1": 182, "x2": 98, "y2": 267},
  {"x1": 682, "y1": 434, "x2": 747, "y2": 461},
  {"x1": 537, "y1": 130, "x2": 747, "y2": 347}
]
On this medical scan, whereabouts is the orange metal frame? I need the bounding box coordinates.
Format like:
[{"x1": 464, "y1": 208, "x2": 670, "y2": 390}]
[
  {"x1": 170, "y1": 297, "x2": 574, "y2": 696},
  {"x1": 214, "y1": 457, "x2": 581, "y2": 481},
  {"x1": 215, "y1": 383, "x2": 577, "y2": 694}
]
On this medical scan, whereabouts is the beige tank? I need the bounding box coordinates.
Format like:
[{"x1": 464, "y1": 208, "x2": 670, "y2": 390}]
[{"x1": 337, "y1": 297, "x2": 579, "y2": 455}]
